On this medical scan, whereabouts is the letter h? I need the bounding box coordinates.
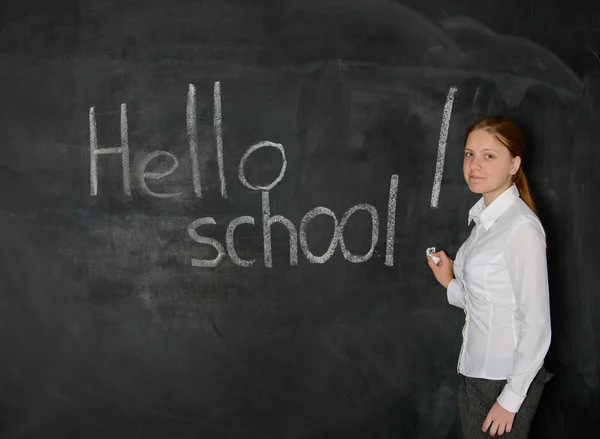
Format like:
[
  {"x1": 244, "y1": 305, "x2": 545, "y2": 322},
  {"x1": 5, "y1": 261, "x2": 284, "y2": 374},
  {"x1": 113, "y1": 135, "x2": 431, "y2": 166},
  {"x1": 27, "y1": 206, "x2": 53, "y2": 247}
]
[{"x1": 89, "y1": 104, "x2": 131, "y2": 196}]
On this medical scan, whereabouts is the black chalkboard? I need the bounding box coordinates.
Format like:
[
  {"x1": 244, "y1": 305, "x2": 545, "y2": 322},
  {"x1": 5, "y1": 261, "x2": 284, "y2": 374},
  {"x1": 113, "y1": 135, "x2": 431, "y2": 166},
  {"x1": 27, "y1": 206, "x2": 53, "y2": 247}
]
[{"x1": 1, "y1": 0, "x2": 599, "y2": 437}]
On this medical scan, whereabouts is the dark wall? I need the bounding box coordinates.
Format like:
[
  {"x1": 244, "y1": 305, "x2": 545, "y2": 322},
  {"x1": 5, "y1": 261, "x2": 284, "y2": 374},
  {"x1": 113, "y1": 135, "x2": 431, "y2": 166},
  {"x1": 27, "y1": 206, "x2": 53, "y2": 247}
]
[{"x1": 0, "y1": 1, "x2": 598, "y2": 437}]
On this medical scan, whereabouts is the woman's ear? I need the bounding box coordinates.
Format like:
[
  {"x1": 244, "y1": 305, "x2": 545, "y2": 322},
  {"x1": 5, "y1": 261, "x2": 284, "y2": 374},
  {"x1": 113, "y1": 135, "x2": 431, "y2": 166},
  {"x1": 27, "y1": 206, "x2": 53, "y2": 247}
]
[{"x1": 510, "y1": 156, "x2": 522, "y2": 176}]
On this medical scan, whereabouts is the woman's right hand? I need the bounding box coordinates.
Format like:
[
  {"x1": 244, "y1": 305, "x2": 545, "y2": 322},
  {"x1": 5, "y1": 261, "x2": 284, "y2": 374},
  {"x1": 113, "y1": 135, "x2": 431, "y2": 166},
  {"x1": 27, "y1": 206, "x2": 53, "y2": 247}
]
[{"x1": 427, "y1": 250, "x2": 455, "y2": 289}]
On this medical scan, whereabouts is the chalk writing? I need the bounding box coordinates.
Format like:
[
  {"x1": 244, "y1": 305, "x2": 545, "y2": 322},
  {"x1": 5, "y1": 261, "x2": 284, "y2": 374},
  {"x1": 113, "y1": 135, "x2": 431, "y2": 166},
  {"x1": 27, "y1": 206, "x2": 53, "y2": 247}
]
[{"x1": 88, "y1": 83, "x2": 457, "y2": 268}]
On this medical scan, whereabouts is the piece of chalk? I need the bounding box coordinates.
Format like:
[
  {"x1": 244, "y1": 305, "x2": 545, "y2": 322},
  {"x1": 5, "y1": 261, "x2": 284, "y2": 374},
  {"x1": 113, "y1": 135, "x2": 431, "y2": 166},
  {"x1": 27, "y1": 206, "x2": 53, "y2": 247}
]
[{"x1": 426, "y1": 247, "x2": 441, "y2": 265}]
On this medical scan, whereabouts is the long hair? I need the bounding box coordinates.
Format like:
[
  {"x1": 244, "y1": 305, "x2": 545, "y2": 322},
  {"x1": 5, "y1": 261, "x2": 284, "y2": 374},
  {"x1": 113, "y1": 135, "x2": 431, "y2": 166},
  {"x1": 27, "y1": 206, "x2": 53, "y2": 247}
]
[{"x1": 465, "y1": 116, "x2": 537, "y2": 215}]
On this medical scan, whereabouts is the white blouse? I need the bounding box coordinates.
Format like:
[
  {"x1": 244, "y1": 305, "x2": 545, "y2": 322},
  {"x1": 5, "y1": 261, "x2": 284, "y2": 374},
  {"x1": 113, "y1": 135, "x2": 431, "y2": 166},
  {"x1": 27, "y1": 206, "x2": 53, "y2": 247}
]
[{"x1": 447, "y1": 183, "x2": 552, "y2": 413}]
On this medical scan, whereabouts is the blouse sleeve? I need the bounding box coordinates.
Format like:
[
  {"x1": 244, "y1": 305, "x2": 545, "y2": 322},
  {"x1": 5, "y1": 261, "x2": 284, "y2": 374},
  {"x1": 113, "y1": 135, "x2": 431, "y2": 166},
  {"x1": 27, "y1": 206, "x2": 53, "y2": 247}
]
[
  {"x1": 447, "y1": 243, "x2": 467, "y2": 309},
  {"x1": 447, "y1": 278, "x2": 466, "y2": 309},
  {"x1": 497, "y1": 217, "x2": 552, "y2": 413}
]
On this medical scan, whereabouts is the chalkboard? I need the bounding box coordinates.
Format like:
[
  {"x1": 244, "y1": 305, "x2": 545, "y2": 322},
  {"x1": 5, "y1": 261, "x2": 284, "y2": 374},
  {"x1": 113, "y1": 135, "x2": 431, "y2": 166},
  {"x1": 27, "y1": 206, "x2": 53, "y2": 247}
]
[{"x1": 1, "y1": 0, "x2": 599, "y2": 437}]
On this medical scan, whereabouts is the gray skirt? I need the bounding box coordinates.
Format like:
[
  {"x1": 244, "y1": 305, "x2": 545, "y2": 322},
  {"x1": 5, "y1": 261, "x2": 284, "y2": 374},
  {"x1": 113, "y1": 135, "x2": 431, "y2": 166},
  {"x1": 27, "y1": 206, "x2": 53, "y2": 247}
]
[{"x1": 458, "y1": 365, "x2": 554, "y2": 438}]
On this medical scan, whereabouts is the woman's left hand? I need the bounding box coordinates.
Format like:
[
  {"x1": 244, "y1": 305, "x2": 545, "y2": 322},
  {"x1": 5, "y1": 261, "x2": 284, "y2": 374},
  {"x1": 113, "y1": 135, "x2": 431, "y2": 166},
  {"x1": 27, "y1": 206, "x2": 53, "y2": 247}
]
[{"x1": 482, "y1": 401, "x2": 516, "y2": 436}]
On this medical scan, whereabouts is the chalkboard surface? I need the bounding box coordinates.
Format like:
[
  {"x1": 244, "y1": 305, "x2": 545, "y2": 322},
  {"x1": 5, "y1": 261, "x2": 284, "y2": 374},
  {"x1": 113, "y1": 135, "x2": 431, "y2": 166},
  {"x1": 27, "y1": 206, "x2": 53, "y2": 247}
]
[{"x1": 1, "y1": 1, "x2": 599, "y2": 437}]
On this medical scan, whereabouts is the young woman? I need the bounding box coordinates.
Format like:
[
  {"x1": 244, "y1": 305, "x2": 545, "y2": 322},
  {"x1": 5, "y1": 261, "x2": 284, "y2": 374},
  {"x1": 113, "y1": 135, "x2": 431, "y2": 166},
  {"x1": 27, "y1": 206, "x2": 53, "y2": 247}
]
[{"x1": 427, "y1": 116, "x2": 553, "y2": 438}]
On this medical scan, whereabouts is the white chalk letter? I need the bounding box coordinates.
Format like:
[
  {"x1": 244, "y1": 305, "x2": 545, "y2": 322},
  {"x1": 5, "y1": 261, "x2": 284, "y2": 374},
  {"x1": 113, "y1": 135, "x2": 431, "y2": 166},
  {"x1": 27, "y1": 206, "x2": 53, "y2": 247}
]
[
  {"x1": 299, "y1": 207, "x2": 339, "y2": 264},
  {"x1": 137, "y1": 151, "x2": 183, "y2": 199},
  {"x1": 89, "y1": 104, "x2": 131, "y2": 196},
  {"x1": 226, "y1": 216, "x2": 256, "y2": 267},
  {"x1": 239, "y1": 141, "x2": 287, "y2": 191},
  {"x1": 188, "y1": 217, "x2": 226, "y2": 268},
  {"x1": 214, "y1": 81, "x2": 227, "y2": 198},
  {"x1": 430, "y1": 86, "x2": 458, "y2": 209},
  {"x1": 338, "y1": 204, "x2": 379, "y2": 263},
  {"x1": 262, "y1": 191, "x2": 298, "y2": 267},
  {"x1": 187, "y1": 84, "x2": 202, "y2": 198},
  {"x1": 385, "y1": 174, "x2": 399, "y2": 266}
]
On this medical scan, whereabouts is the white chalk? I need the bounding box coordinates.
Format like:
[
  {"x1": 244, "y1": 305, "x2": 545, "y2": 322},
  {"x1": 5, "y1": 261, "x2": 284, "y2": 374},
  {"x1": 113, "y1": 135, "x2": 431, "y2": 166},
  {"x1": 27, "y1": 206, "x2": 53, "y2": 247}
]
[
  {"x1": 430, "y1": 86, "x2": 458, "y2": 209},
  {"x1": 262, "y1": 190, "x2": 298, "y2": 267},
  {"x1": 136, "y1": 150, "x2": 183, "y2": 199},
  {"x1": 385, "y1": 174, "x2": 399, "y2": 266},
  {"x1": 426, "y1": 247, "x2": 441, "y2": 265},
  {"x1": 88, "y1": 104, "x2": 131, "y2": 197},
  {"x1": 226, "y1": 215, "x2": 256, "y2": 267},
  {"x1": 213, "y1": 81, "x2": 227, "y2": 198},
  {"x1": 339, "y1": 204, "x2": 379, "y2": 263},
  {"x1": 187, "y1": 84, "x2": 202, "y2": 198},
  {"x1": 299, "y1": 206, "x2": 339, "y2": 264},
  {"x1": 239, "y1": 141, "x2": 287, "y2": 191},
  {"x1": 188, "y1": 217, "x2": 227, "y2": 268},
  {"x1": 120, "y1": 104, "x2": 131, "y2": 196}
]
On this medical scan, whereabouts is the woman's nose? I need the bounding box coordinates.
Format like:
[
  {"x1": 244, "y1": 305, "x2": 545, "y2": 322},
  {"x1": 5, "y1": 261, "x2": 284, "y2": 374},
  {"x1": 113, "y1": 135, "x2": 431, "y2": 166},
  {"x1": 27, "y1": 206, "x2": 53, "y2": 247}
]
[{"x1": 469, "y1": 156, "x2": 482, "y2": 169}]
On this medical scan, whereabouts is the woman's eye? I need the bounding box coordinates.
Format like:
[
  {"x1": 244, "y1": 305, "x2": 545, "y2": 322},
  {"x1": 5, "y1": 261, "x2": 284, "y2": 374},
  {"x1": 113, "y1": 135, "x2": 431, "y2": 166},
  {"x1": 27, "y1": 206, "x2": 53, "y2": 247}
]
[
  {"x1": 486, "y1": 154, "x2": 494, "y2": 159},
  {"x1": 465, "y1": 152, "x2": 472, "y2": 157}
]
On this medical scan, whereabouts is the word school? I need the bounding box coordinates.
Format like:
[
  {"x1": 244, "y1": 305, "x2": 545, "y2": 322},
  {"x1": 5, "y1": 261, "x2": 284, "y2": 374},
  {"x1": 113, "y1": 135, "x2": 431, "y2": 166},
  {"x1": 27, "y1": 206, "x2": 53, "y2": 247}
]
[{"x1": 89, "y1": 83, "x2": 456, "y2": 268}]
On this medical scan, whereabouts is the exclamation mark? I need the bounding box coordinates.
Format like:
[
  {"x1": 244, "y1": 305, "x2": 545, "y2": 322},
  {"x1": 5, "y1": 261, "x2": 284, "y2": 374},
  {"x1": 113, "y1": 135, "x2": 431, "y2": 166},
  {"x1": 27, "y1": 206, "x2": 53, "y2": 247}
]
[{"x1": 430, "y1": 86, "x2": 458, "y2": 209}]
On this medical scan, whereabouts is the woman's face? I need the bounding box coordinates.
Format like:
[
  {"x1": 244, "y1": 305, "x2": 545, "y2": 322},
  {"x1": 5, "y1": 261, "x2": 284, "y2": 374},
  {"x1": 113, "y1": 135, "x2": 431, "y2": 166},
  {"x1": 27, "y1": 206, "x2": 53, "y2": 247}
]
[{"x1": 463, "y1": 129, "x2": 521, "y2": 205}]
